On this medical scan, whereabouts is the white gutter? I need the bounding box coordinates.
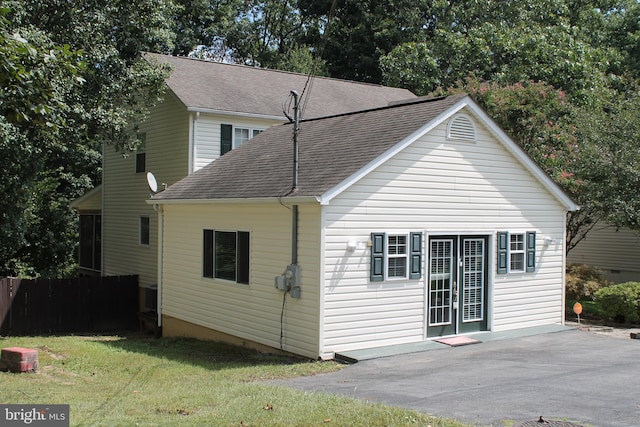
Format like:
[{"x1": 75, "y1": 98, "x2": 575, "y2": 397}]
[
  {"x1": 186, "y1": 107, "x2": 288, "y2": 123},
  {"x1": 146, "y1": 196, "x2": 319, "y2": 206}
]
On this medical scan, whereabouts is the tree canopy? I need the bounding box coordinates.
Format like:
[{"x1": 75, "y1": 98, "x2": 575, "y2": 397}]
[
  {"x1": 2, "y1": 0, "x2": 640, "y2": 276},
  {"x1": 1, "y1": 2, "x2": 170, "y2": 276}
]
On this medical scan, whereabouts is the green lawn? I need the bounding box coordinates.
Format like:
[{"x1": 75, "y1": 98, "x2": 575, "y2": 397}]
[{"x1": 0, "y1": 334, "x2": 469, "y2": 426}]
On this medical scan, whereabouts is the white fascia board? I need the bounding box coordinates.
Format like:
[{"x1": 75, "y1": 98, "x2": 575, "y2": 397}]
[
  {"x1": 318, "y1": 98, "x2": 470, "y2": 205},
  {"x1": 146, "y1": 196, "x2": 319, "y2": 206},
  {"x1": 186, "y1": 107, "x2": 288, "y2": 123},
  {"x1": 462, "y1": 100, "x2": 580, "y2": 212}
]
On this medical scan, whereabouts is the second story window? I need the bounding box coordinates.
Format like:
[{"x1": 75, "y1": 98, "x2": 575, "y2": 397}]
[
  {"x1": 221, "y1": 124, "x2": 263, "y2": 155},
  {"x1": 135, "y1": 133, "x2": 146, "y2": 173}
]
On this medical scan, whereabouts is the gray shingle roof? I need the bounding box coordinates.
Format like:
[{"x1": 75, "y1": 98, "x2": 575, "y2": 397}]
[
  {"x1": 144, "y1": 52, "x2": 416, "y2": 119},
  {"x1": 153, "y1": 94, "x2": 468, "y2": 201}
]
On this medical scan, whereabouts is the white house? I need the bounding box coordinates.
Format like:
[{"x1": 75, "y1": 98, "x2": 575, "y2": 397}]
[
  {"x1": 78, "y1": 53, "x2": 415, "y2": 285},
  {"x1": 568, "y1": 224, "x2": 640, "y2": 283},
  {"x1": 149, "y1": 94, "x2": 579, "y2": 359}
]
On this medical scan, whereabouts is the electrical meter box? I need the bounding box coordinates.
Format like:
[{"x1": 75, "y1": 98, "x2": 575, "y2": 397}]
[{"x1": 274, "y1": 264, "x2": 301, "y2": 298}]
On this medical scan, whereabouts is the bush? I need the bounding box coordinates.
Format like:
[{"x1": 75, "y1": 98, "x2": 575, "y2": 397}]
[
  {"x1": 565, "y1": 263, "x2": 613, "y2": 301},
  {"x1": 594, "y1": 282, "x2": 640, "y2": 324}
]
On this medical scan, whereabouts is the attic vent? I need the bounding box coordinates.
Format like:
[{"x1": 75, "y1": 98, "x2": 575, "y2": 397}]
[{"x1": 447, "y1": 114, "x2": 476, "y2": 142}]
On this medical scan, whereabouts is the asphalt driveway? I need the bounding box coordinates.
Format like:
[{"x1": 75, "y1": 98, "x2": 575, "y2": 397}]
[{"x1": 275, "y1": 328, "x2": 640, "y2": 426}]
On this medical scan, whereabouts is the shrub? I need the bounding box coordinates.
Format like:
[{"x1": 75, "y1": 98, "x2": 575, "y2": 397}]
[
  {"x1": 565, "y1": 263, "x2": 613, "y2": 301},
  {"x1": 594, "y1": 282, "x2": 640, "y2": 324}
]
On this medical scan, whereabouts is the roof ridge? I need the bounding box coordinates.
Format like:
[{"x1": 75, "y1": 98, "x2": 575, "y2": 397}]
[{"x1": 144, "y1": 51, "x2": 406, "y2": 90}]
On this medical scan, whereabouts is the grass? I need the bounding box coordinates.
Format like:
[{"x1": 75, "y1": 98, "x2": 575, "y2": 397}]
[{"x1": 0, "y1": 333, "x2": 470, "y2": 426}]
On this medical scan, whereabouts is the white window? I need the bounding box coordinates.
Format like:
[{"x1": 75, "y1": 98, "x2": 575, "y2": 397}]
[
  {"x1": 509, "y1": 234, "x2": 525, "y2": 272},
  {"x1": 234, "y1": 127, "x2": 263, "y2": 148},
  {"x1": 387, "y1": 235, "x2": 408, "y2": 278}
]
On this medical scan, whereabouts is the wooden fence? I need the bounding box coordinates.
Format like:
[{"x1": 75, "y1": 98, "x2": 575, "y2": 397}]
[{"x1": 0, "y1": 275, "x2": 139, "y2": 335}]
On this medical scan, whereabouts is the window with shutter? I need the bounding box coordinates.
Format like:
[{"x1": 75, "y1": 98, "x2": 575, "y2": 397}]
[
  {"x1": 203, "y1": 229, "x2": 250, "y2": 284},
  {"x1": 497, "y1": 231, "x2": 537, "y2": 274},
  {"x1": 220, "y1": 124, "x2": 232, "y2": 155},
  {"x1": 370, "y1": 232, "x2": 422, "y2": 281}
]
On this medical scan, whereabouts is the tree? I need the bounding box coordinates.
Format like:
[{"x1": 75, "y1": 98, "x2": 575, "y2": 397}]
[
  {"x1": 0, "y1": 7, "x2": 85, "y2": 276},
  {"x1": 1, "y1": 1, "x2": 171, "y2": 277},
  {"x1": 569, "y1": 87, "x2": 640, "y2": 250},
  {"x1": 171, "y1": 0, "x2": 243, "y2": 57},
  {"x1": 299, "y1": 0, "x2": 430, "y2": 83},
  {"x1": 377, "y1": 0, "x2": 640, "y2": 253},
  {"x1": 381, "y1": 2, "x2": 615, "y2": 102}
]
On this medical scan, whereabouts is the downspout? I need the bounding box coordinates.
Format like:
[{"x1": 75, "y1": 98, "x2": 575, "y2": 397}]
[
  {"x1": 156, "y1": 203, "x2": 164, "y2": 336},
  {"x1": 290, "y1": 90, "x2": 300, "y2": 268}
]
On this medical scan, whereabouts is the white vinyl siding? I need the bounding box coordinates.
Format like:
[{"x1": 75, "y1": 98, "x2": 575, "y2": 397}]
[
  {"x1": 568, "y1": 223, "x2": 640, "y2": 283},
  {"x1": 102, "y1": 94, "x2": 189, "y2": 286},
  {"x1": 321, "y1": 113, "x2": 567, "y2": 355},
  {"x1": 161, "y1": 203, "x2": 322, "y2": 359},
  {"x1": 192, "y1": 115, "x2": 281, "y2": 172}
]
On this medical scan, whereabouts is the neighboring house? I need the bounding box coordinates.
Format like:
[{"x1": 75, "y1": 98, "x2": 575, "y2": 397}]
[
  {"x1": 85, "y1": 53, "x2": 415, "y2": 291},
  {"x1": 149, "y1": 94, "x2": 579, "y2": 359},
  {"x1": 568, "y1": 224, "x2": 640, "y2": 283}
]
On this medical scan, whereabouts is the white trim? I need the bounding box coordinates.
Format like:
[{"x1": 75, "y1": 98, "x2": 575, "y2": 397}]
[
  {"x1": 318, "y1": 207, "x2": 327, "y2": 359},
  {"x1": 187, "y1": 107, "x2": 288, "y2": 122},
  {"x1": 188, "y1": 112, "x2": 199, "y2": 174},
  {"x1": 147, "y1": 196, "x2": 319, "y2": 205},
  {"x1": 233, "y1": 126, "x2": 265, "y2": 149}
]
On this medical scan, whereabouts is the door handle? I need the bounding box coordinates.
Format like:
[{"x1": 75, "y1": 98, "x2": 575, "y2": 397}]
[{"x1": 452, "y1": 281, "x2": 458, "y2": 307}]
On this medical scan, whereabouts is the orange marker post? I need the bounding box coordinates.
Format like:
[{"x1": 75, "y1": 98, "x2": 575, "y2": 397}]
[{"x1": 573, "y1": 302, "x2": 583, "y2": 326}]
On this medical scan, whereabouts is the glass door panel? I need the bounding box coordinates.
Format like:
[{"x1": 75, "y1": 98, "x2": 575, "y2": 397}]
[{"x1": 428, "y1": 239, "x2": 456, "y2": 337}]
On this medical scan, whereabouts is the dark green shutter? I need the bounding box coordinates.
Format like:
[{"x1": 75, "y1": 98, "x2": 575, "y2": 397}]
[
  {"x1": 203, "y1": 229, "x2": 214, "y2": 278},
  {"x1": 409, "y1": 232, "x2": 422, "y2": 279},
  {"x1": 370, "y1": 232, "x2": 385, "y2": 282},
  {"x1": 497, "y1": 231, "x2": 508, "y2": 274},
  {"x1": 526, "y1": 231, "x2": 536, "y2": 272},
  {"x1": 220, "y1": 124, "x2": 232, "y2": 155}
]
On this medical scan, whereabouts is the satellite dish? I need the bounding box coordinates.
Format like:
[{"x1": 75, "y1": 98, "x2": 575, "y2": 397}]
[{"x1": 146, "y1": 172, "x2": 158, "y2": 193}]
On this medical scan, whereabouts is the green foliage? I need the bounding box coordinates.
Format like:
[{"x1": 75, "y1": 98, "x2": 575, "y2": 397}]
[
  {"x1": 594, "y1": 282, "x2": 640, "y2": 324},
  {"x1": 0, "y1": 2, "x2": 170, "y2": 277},
  {"x1": 565, "y1": 263, "x2": 613, "y2": 301}
]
